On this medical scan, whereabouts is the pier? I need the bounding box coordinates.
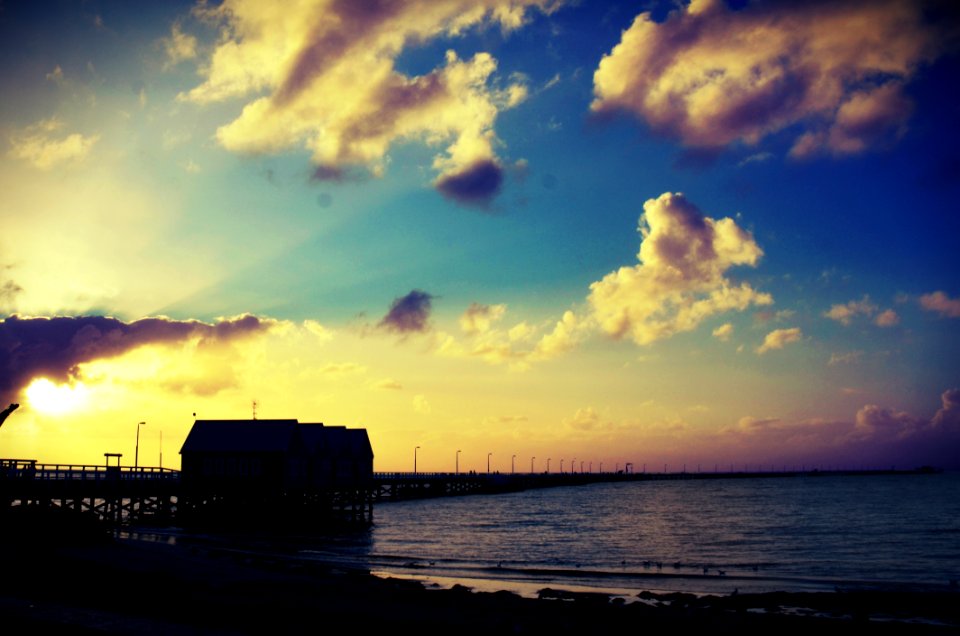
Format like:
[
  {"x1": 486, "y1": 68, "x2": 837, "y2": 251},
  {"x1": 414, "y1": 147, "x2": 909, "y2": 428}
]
[{"x1": 1, "y1": 457, "x2": 934, "y2": 527}]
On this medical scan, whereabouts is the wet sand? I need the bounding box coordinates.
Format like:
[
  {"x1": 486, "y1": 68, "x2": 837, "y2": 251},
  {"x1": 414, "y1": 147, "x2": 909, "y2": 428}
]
[{"x1": 1, "y1": 528, "x2": 957, "y2": 635}]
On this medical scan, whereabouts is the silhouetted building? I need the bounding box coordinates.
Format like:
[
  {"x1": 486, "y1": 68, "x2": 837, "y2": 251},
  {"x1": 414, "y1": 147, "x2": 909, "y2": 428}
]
[{"x1": 179, "y1": 419, "x2": 373, "y2": 494}]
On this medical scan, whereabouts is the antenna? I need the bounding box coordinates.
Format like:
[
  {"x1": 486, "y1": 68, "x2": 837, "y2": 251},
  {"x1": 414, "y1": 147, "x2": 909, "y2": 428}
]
[{"x1": 252, "y1": 399, "x2": 258, "y2": 420}]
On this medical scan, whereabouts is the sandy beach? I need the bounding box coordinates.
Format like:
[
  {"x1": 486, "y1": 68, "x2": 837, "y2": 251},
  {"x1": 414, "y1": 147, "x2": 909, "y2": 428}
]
[{"x1": 1, "y1": 516, "x2": 957, "y2": 635}]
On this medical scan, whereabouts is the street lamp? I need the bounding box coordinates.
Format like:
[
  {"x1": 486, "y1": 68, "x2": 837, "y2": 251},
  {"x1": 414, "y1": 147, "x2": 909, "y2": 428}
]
[
  {"x1": 135, "y1": 421, "x2": 146, "y2": 470},
  {"x1": 572, "y1": 458, "x2": 576, "y2": 474},
  {"x1": 511, "y1": 454, "x2": 516, "y2": 474},
  {"x1": 560, "y1": 459, "x2": 564, "y2": 473},
  {"x1": 531, "y1": 457, "x2": 535, "y2": 473},
  {"x1": 546, "y1": 458, "x2": 551, "y2": 473},
  {"x1": 456, "y1": 449, "x2": 461, "y2": 475},
  {"x1": 159, "y1": 430, "x2": 163, "y2": 469},
  {"x1": 580, "y1": 461, "x2": 584, "y2": 473},
  {"x1": 589, "y1": 461, "x2": 592, "y2": 473},
  {"x1": 414, "y1": 445, "x2": 420, "y2": 474},
  {"x1": 487, "y1": 452, "x2": 492, "y2": 474}
]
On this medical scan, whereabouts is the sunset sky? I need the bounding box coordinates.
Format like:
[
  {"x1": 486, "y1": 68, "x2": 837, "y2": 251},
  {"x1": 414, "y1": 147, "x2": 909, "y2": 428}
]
[{"x1": 1, "y1": 0, "x2": 958, "y2": 472}]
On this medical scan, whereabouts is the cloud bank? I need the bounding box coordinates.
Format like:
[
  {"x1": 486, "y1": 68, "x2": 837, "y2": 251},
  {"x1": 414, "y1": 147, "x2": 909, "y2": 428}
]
[
  {"x1": 591, "y1": 0, "x2": 943, "y2": 157},
  {"x1": 0, "y1": 314, "x2": 274, "y2": 404},
  {"x1": 182, "y1": 0, "x2": 555, "y2": 205},
  {"x1": 588, "y1": 192, "x2": 771, "y2": 345}
]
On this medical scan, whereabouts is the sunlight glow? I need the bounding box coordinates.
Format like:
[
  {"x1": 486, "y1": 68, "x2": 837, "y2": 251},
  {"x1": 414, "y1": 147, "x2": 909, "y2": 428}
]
[{"x1": 25, "y1": 378, "x2": 90, "y2": 415}]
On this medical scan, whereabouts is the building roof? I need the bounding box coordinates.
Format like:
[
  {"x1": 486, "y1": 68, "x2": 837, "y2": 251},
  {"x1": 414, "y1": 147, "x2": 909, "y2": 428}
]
[
  {"x1": 296, "y1": 424, "x2": 373, "y2": 459},
  {"x1": 180, "y1": 419, "x2": 300, "y2": 454}
]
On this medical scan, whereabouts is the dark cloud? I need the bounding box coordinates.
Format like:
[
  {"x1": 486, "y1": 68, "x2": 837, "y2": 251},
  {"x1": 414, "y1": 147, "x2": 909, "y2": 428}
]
[
  {"x1": 379, "y1": 290, "x2": 434, "y2": 334},
  {"x1": 435, "y1": 159, "x2": 504, "y2": 207},
  {"x1": 0, "y1": 314, "x2": 272, "y2": 403}
]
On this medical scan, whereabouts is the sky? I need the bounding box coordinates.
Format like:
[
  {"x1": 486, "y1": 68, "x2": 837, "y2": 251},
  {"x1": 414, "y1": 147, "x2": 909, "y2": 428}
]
[{"x1": 1, "y1": 0, "x2": 958, "y2": 472}]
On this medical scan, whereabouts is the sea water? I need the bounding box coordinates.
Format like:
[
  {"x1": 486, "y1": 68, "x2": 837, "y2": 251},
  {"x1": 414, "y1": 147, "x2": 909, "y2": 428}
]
[{"x1": 304, "y1": 473, "x2": 960, "y2": 596}]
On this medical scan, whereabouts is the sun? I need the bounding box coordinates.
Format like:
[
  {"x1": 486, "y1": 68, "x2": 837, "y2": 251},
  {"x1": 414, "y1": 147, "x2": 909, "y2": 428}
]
[{"x1": 25, "y1": 378, "x2": 90, "y2": 415}]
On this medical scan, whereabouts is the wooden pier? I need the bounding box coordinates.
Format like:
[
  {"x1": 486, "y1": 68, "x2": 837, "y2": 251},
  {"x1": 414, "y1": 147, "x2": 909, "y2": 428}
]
[{"x1": 1, "y1": 459, "x2": 935, "y2": 528}]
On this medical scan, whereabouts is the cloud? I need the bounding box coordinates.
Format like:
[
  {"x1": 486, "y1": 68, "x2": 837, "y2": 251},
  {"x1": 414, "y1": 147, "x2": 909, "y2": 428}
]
[
  {"x1": 824, "y1": 296, "x2": 877, "y2": 325},
  {"x1": 413, "y1": 394, "x2": 432, "y2": 414},
  {"x1": 756, "y1": 327, "x2": 802, "y2": 354},
  {"x1": 591, "y1": 0, "x2": 944, "y2": 157},
  {"x1": 8, "y1": 118, "x2": 99, "y2": 170},
  {"x1": 459, "y1": 302, "x2": 507, "y2": 334},
  {"x1": 181, "y1": 1, "x2": 555, "y2": 205},
  {"x1": 754, "y1": 309, "x2": 795, "y2": 324},
  {"x1": 737, "y1": 152, "x2": 773, "y2": 168},
  {"x1": 828, "y1": 351, "x2": 864, "y2": 366},
  {"x1": 565, "y1": 406, "x2": 604, "y2": 431},
  {"x1": 0, "y1": 314, "x2": 274, "y2": 404},
  {"x1": 435, "y1": 159, "x2": 504, "y2": 208},
  {"x1": 732, "y1": 416, "x2": 782, "y2": 433},
  {"x1": 379, "y1": 290, "x2": 434, "y2": 334},
  {"x1": 920, "y1": 291, "x2": 960, "y2": 317},
  {"x1": 46, "y1": 65, "x2": 65, "y2": 85},
  {"x1": 531, "y1": 310, "x2": 588, "y2": 360},
  {"x1": 874, "y1": 309, "x2": 900, "y2": 327},
  {"x1": 855, "y1": 404, "x2": 925, "y2": 439},
  {"x1": 712, "y1": 322, "x2": 733, "y2": 342},
  {"x1": 317, "y1": 362, "x2": 367, "y2": 377},
  {"x1": 374, "y1": 378, "x2": 403, "y2": 390},
  {"x1": 588, "y1": 192, "x2": 772, "y2": 345},
  {"x1": 931, "y1": 389, "x2": 960, "y2": 431},
  {"x1": 161, "y1": 21, "x2": 198, "y2": 70}
]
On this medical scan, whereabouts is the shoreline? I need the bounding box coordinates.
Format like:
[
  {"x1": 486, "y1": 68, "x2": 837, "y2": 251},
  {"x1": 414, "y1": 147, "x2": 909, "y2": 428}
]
[{"x1": 1, "y1": 530, "x2": 957, "y2": 634}]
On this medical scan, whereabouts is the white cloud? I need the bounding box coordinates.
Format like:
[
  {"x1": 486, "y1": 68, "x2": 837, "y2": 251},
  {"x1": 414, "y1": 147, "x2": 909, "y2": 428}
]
[
  {"x1": 161, "y1": 21, "x2": 198, "y2": 70},
  {"x1": 460, "y1": 302, "x2": 507, "y2": 334},
  {"x1": 920, "y1": 291, "x2": 960, "y2": 318},
  {"x1": 8, "y1": 118, "x2": 99, "y2": 170},
  {"x1": 591, "y1": 0, "x2": 943, "y2": 157},
  {"x1": 824, "y1": 296, "x2": 877, "y2": 326},
  {"x1": 874, "y1": 309, "x2": 900, "y2": 327},
  {"x1": 756, "y1": 327, "x2": 802, "y2": 354},
  {"x1": 180, "y1": 0, "x2": 556, "y2": 205},
  {"x1": 712, "y1": 322, "x2": 733, "y2": 342},
  {"x1": 588, "y1": 192, "x2": 771, "y2": 345}
]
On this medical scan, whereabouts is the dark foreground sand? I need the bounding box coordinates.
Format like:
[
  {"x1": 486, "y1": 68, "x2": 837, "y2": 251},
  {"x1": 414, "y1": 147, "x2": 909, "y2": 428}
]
[{"x1": 1, "y1": 518, "x2": 957, "y2": 635}]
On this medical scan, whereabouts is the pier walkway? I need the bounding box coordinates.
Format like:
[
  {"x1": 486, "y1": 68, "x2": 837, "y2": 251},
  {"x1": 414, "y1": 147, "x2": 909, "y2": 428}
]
[{"x1": 1, "y1": 458, "x2": 931, "y2": 525}]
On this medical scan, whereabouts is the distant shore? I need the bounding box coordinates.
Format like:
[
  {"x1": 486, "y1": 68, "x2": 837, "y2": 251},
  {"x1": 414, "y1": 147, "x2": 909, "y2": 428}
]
[{"x1": 1, "y1": 527, "x2": 957, "y2": 634}]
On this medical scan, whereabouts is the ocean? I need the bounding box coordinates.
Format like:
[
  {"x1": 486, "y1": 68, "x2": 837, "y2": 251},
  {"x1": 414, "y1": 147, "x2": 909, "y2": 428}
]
[{"x1": 302, "y1": 472, "x2": 960, "y2": 597}]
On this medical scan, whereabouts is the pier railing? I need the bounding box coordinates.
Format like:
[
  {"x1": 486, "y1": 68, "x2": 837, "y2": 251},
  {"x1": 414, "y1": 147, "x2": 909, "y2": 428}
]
[{"x1": 1, "y1": 459, "x2": 178, "y2": 482}]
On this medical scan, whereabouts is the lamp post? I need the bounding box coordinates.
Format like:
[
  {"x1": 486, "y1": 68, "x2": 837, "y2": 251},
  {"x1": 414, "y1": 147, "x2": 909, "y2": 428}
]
[
  {"x1": 572, "y1": 458, "x2": 576, "y2": 474},
  {"x1": 414, "y1": 445, "x2": 420, "y2": 474},
  {"x1": 159, "y1": 430, "x2": 163, "y2": 469},
  {"x1": 511, "y1": 454, "x2": 516, "y2": 474},
  {"x1": 531, "y1": 457, "x2": 535, "y2": 473},
  {"x1": 487, "y1": 452, "x2": 492, "y2": 474},
  {"x1": 546, "y1": 458, "x2": 551, "y2": 473},
  {"x1": 135, "y1": 421, "x2": 146, "y2": 470},
  {"x1": 456, "y1": 449, "x2": 461, "y2": 475},
  {"x1": 599, "y1": 462, "x2": 603, "y2": 473},
  {"x1": 580, "y1": 461, "x2": 584, "y2": 473},
  {"x1": 560, "y1": 459, "x2": 564, "y2": 473},
  {"x1": 589, "y1": 461, "x2": 592, "y2": 473}
]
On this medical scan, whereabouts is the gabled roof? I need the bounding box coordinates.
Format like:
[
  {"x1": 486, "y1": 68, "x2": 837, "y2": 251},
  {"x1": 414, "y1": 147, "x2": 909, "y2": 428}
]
[{"x1": 180, "y1": 419, "x2": 299, "y2": 454}]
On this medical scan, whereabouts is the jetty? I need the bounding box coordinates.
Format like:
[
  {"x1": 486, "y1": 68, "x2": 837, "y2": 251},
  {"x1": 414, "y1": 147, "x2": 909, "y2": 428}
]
[{"x1": 0, "y1": 456, "x2": 936, "y2": 528}]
